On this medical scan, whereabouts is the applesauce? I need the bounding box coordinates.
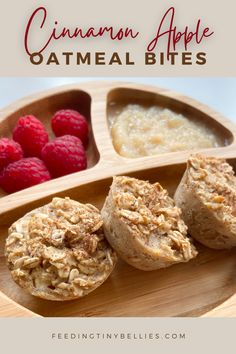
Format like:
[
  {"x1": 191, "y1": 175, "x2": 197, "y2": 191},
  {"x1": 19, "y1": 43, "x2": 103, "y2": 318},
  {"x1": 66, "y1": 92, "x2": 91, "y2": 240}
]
[{"x1": 109, "y1": 104, "x2": 220, "y2": 158}]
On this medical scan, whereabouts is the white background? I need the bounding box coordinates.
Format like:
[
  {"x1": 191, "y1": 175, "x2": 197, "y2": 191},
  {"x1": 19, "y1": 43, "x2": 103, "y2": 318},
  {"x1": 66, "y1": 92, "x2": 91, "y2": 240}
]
[{"x1": 0, "y1": 78, "x2": 236, "y2": 123}]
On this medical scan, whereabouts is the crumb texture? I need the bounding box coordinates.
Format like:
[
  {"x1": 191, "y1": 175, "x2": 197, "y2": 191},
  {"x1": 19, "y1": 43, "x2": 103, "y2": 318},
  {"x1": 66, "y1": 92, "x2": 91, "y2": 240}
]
[
  {"x1": 174, "y1": 154, "x2": 236, "y2": 249},
  {"x1": 5, "y1": 197, "x2": 117, "y2": 300},
  {"x1": 101, "y1": 176, "x2": 197, "y2": 270}
]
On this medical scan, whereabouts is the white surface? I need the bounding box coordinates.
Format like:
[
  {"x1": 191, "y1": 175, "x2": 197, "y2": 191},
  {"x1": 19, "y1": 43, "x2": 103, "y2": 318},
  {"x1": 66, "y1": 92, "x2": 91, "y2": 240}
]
[{"x1": 0, "y1": 78, "x2": 236, "y2": 123}]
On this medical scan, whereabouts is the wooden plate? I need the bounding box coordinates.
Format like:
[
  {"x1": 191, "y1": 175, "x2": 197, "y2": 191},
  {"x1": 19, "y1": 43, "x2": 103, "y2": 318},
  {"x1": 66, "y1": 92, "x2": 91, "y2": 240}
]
[{"x1": 0, "y1": 81, "x2": 236, "y2": 317}]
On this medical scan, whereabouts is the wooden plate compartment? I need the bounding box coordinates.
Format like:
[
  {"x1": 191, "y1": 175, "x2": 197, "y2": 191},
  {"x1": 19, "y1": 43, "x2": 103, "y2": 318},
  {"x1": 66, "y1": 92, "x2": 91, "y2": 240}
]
[{"x1": 107, "y1": 87, "x2": 234, "y2": 157}]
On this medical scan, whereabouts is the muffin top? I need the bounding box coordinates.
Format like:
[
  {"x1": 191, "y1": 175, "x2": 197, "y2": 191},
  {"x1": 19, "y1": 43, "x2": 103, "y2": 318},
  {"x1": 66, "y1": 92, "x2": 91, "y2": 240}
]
[
  {"x1": 5, "y1": 197, "x2": 117, "y2": 301},
  {"x1": 107, "y1": 176, "x2": 196, "y2": 261},
  {"x1": 187, "y1": 154, "x2": 236, "y2": 223}
]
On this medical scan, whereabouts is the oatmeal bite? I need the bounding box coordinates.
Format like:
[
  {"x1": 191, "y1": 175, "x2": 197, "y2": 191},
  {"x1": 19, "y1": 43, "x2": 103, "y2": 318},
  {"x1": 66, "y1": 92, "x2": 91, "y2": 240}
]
[
  {"x1": 101, "y1": 176, "x2": 197, "y2": 271},
  {"x1": 174, "y1": 154, "x2": 236, "y2": 249},
  {"x1": 5, "y1": 197, "x2": 117, "y2": 301}
]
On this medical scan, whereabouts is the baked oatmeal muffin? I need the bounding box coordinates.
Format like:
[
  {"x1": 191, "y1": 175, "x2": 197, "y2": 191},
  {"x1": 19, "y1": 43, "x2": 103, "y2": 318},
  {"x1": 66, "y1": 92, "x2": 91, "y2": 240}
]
[
  {"x1": 101, "y1": 176, "x2": 197, "y2": 271},
  {"x1": 174, "y1": 154, "x2": 236, "y2": 249},
  {"x1": 5, "y1": 197, "x2": 117, "y2": 301}
]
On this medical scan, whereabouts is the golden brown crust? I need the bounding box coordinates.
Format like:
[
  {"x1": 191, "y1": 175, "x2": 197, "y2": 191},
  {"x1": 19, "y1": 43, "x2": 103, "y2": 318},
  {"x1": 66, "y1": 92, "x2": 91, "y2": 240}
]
[
  {"x1": 5, "y1": 197, "x2": 117, "y2": 301},
  {"x1": 174, "y1": 154, "x2": 236, "y2": 249},
  {"x1": 101, "y1": 176, "x2": 197, "y2": 271}
]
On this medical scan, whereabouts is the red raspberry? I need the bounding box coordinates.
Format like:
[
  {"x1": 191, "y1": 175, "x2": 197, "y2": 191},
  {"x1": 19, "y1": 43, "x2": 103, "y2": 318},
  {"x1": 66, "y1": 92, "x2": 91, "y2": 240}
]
[
  {"x1": 0, "y1": 158, "x2": 51, "y2": 194},
  {"x1": 51, "y1": 109, "x2": 89, "y2": 146},
  {"x1": 41, "y1": 135, "x2": 87, "y2": 178},
  {"x1": 0, "y1": 138, "x2": 23, "y2": 172},
  {"x1": 13, "y1": 115, "x2": 49, "y2": 157}
]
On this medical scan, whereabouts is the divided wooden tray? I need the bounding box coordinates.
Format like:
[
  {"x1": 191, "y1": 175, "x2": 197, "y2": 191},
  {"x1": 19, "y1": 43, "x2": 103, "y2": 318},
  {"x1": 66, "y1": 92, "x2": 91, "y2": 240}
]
[{"x1": 1, "y1": 81, "x2": 236, "y2": 317}]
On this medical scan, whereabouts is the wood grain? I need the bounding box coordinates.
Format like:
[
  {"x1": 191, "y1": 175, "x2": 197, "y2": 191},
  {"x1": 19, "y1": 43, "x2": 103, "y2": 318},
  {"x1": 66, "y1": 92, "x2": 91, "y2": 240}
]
[{"x1": 0, "y1": 81, "x2": 236, "y2": 317}]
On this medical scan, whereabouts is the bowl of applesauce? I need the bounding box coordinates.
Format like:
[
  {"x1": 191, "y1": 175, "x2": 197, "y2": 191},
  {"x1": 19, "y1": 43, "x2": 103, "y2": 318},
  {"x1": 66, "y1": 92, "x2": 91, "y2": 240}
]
[{"x1": 109, "y1": 104, "x2": 221, "y2": 158}]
